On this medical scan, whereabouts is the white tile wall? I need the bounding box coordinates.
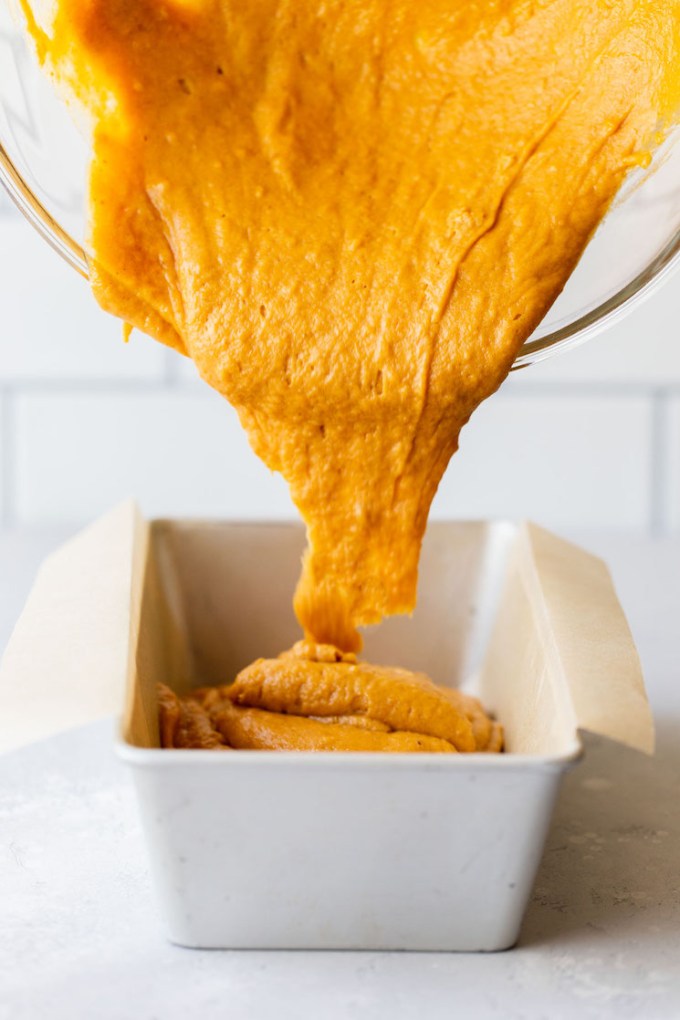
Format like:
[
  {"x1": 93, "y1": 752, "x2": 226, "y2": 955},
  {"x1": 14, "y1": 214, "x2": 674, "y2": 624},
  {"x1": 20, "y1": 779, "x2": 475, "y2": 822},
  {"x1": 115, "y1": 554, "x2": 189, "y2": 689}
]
[
  {"x1": 516, "y1": 280, "x2": 680, "y2": 386},
  {"x1": 666, "y1": 397, "x2": 680, "y2": 533},
  {"x1": 0, "y1": 220, "x2": 166, "y2": 382},
  {"x1": 14, "y1": 387, "x2": 295, "y2": 524},
  {"x1": 1, "y1": 210, "x2": 679, "y2": 534},
  {"x1": 432, "y1": 393, "x2": 653, "y2": 530}
]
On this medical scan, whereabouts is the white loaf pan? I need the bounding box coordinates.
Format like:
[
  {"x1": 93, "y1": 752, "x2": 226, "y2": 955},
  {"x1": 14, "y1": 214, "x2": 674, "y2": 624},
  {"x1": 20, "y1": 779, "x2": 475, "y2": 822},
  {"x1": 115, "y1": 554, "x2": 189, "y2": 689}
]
[
  {"x1": 0, "y1": 505, "x2": 653, "y2": 951},
  {"x1": 114, "y1": 512, "x2": 652, "y2": 951}
]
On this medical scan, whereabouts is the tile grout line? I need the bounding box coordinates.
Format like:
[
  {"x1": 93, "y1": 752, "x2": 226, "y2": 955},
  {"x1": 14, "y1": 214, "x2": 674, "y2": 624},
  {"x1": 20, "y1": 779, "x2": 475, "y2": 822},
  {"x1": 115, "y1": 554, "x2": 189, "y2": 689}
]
[
  {"x1": 0, "y1": 377, "x2": 199, "y2": 394},
  {"x1": 0, "y1": 377, "x2": 678, "y2": 397},
  {"x1": 506, "y1": 380, "x2": 680, "y2": 399},
  {"x1": 649, "y1": 390, "x2": 670, "y2": 539},
  {"x1": 0, "y1": 386, "x2": 15, "y2": 530},
  {"x1": 162, "y1": 347, "x2": 180, "y2": 386}
]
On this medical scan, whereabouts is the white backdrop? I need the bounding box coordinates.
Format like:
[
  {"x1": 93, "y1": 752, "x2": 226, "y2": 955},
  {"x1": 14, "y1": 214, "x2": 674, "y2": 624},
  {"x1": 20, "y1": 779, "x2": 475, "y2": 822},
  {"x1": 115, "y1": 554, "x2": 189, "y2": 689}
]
[{"x1": 1, "y1": 202, "x2": 680, "y2": 535}]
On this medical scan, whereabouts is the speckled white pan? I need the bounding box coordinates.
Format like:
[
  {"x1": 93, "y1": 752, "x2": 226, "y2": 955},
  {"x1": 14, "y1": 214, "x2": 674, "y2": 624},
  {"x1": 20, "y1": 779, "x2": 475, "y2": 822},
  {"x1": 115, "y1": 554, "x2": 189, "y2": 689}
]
[{"x1": 114, "y1": 516, "x2": 650, "y2": 951}]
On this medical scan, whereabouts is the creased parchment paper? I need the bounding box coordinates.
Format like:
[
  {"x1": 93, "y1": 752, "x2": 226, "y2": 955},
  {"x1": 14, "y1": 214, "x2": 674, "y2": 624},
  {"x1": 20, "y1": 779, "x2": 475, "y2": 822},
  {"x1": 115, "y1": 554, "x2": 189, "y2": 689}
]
[
  {"x1": 479, "y1": 524, "x2": 653, "y2": 756},
  {"x1": 0, "y1": 502, "x2": 147, "y2": 753},
  {"x1": 0, "y1": 508, "x2": 653, "y2": 755}
]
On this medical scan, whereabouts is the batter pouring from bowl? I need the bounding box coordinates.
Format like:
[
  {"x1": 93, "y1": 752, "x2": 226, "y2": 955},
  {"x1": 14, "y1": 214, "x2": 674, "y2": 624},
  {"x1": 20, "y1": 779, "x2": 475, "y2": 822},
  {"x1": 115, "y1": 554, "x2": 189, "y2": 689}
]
[{"x1": 18, "y1": 2, "x2": 680, "y2": 746}]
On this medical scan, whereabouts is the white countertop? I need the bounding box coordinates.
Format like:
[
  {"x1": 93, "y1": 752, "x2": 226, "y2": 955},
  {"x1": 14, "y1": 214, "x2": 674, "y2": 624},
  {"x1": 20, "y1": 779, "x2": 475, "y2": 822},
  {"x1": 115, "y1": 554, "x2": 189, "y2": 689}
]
[{"x1": 1, "y1": 528, "x2": 679, "y2": 1020}]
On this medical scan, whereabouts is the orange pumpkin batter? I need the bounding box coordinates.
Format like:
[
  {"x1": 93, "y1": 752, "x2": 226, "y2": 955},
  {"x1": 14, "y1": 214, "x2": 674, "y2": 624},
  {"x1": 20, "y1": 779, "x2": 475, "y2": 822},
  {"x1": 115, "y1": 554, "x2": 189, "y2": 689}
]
[
  {"x1": 157, "y1": 642, "x2": 504, "y2": 752},
  {"x1": 22, "y1": 2, "x2": 680, "y2": 658}
]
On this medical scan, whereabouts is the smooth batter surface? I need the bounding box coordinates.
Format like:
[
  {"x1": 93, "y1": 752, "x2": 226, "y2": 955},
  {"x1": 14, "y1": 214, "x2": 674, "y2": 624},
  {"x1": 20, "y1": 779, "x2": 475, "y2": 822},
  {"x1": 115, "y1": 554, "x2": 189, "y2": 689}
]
[{"x1": 24, "y1": 1, "x2": 680, "y2": 653}]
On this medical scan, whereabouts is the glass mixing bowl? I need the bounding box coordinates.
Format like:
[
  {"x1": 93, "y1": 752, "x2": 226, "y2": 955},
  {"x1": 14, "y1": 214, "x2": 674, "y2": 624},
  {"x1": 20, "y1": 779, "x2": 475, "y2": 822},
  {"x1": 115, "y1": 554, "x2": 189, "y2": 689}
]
[{"x1": 1, "y1": 2, "x2": 679, "y2": 368}]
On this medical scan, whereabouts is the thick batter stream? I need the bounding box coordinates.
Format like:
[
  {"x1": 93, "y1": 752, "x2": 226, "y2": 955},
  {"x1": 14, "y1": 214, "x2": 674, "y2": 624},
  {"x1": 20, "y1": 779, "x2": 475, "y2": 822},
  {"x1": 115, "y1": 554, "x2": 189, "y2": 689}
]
[
  {"x1": 24, "y1": 0, "x2": 680, "y2": 650},
  {"x1": 21, "y1": 3, "x2": 680, "y2": 720}
]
